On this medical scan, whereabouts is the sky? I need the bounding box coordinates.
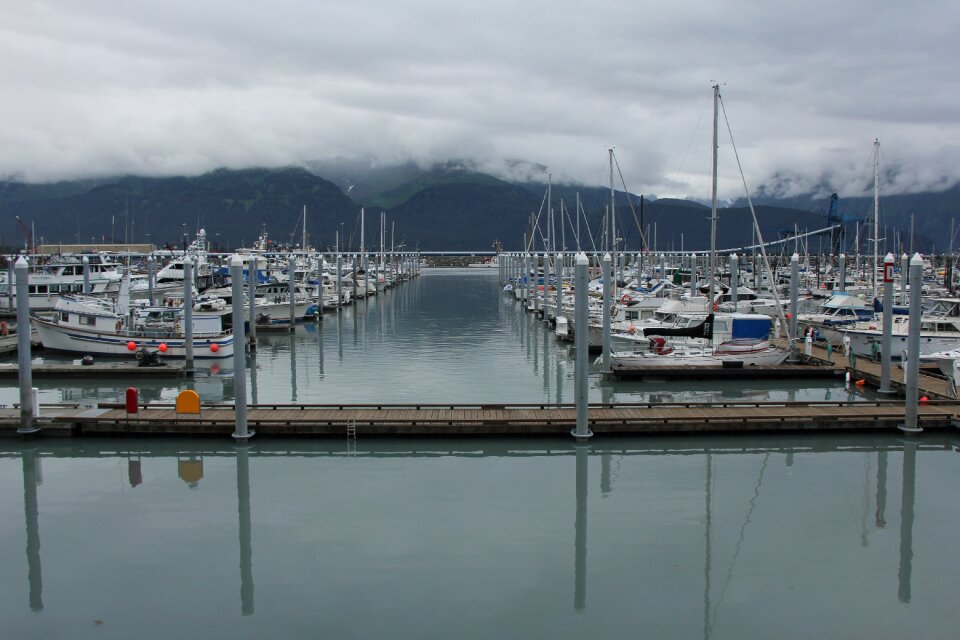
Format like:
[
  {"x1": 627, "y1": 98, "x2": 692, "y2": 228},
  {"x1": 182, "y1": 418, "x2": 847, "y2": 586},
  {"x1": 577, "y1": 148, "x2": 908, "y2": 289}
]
[{"x1": 2, "y1": 0, "x2": 958, "y2": 200}]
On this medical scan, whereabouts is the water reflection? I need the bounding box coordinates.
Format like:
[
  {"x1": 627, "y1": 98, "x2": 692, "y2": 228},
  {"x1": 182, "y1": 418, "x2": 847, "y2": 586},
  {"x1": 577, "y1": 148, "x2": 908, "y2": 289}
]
[
  {"x1": 2, "y1": 434, "x2": 948, "y2": 625},
  {"x1": 574, "y1": 443, "x2": 588, "y2": 612},
  {"x1": 289, "y1": 333, "x2": 298, "y2": 403},
  {"x1": 236, "y1": 444, "x2": 254, "y2": 616},
  {"x1": 22, "y1": 446, "x2": 42, "y2": 611},
  {"x1": 899, "y1": 438, "x2": 918, "y2": 603}
]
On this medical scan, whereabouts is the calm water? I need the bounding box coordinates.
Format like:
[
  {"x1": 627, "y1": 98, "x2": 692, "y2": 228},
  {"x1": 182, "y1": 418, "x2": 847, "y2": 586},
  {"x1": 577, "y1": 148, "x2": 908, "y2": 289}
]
[
  {"x1": 2, "y1": 268, "x2": 872, "y2": 406},
  {"x1": 2, "y1": 273, "x2": 957, "y2": 637},
  {"x1": 1, "y1": 435, "x2": 959, "y2": 639}
]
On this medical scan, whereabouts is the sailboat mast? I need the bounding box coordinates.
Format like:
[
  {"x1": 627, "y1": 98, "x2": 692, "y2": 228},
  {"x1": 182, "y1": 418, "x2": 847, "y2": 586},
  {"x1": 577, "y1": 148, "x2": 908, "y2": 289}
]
[
  {"x1": 302, "y1": 205, "x2": 307, "y2": 253},
  {"x1": 873, "y1": 138, "x2": 880, "y2": 298},
  {"x1": 709, "y1": 83, "x2": 719, "y2": 305}
]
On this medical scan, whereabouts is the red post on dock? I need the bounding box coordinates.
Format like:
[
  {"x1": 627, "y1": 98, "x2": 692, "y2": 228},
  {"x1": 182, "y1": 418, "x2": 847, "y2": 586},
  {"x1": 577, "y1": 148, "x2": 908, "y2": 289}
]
[{"x1": 125, "y1": 387, "x2": 139, "y2": 417}]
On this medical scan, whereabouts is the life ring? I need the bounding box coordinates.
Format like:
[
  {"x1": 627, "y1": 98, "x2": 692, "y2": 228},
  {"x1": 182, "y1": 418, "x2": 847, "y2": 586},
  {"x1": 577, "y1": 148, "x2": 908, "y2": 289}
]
[
  {"x1": 713, "y1": 302, "x2": 719, "y2": 312},
  {"x1": 620, "y1": 294, "x2": 633, "y2": 304}
]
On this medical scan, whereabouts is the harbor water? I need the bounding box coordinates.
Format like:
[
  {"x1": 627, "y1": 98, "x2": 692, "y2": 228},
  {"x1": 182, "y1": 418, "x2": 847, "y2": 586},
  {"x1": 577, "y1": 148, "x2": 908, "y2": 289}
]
[
  {"x1": 1, "y1": 270, "x2": 958, "y2": 637},
  {"x1": 1, "y1": 435, "x2": 959, "y2": 638},
  {"x1": 3, "y1": 268, "x2": 872, "y2": 406}
]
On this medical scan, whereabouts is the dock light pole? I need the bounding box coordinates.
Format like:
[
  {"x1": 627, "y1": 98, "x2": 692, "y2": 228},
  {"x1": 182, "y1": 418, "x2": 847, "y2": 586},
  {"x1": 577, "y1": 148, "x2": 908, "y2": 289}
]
[
  {"x1": 879, "y1": 253, "x2": 895, "y2": 394},
  {"x1": 900, "y1": 253, "x2": 909, "y2": 300},
  {"x1": 789, "y1": 253, "x2": 799, "y2": 343},
  {"x1": 524, "y1": 252, "x2": 531, "y2": 307},
  {"x1": 689, "y1": 254, "x2": 697, "y2": 297},
  {"x1": 533, "y1": 254, "x2": 541, "y2": 315},
  {"x1": 82, "y1": 255, "x2": 90, "y2": 294},
  {"x1": 146, "y1": 255, "x2": 155, "y2": 306},
  {"x1": 247, "y1": 255, "x2": 257, "y2": 350},
  {"x1": 838, "y1": 253, "x2": 846, "y2": 292},
  {"x1": 556, "y1": 252, "x2": 564, "y2": 323},
  {"x1": 544, "y1": 250, "x2": 552, "y2": 324},
  {"x1": 601, "y1": 253, "x2": 612, "y2": 373},
  {"x1": 573, "y1": 252, "x2": 593, "y2": 440},
  {"x1": 288, "y1": 253, "x2": 296, "y2": 329},
  {"x1": 231, "y1": 254, "x2": 253, "y2": 440},
  {"x1": 335, "y1": 249, "x2": 342, "y2": 310},
  {"x1": 729, "y1": 253, "x2": 739, "y2": 312},
  {"x1": 183, "y1": 258, "x2": 194, "y2": 371},
  {"x1": 16, "y1": 256, "x2": 38, "y2": 434},
  {"x1": 901, "y1": 253, "x2": 924, "y2": 433},
  {"x1": 7, "y1": 258, "x2": 14, "y2": 311}
]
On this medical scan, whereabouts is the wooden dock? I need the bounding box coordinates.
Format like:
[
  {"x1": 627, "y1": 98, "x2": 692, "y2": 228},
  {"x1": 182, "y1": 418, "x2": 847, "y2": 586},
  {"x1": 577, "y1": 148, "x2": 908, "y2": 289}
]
[
  {"x1": 782, "y1": 339, "x2": 957, "y2": 399},
  {"x1": 1, "y1": 399, "x2": 957, "y2": 437}
]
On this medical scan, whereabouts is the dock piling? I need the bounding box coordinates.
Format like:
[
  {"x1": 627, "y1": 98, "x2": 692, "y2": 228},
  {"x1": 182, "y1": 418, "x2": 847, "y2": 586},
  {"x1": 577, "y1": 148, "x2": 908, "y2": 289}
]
[
  {"x1": 183, "y1": 257, "x2": 194, "y2": 371},
  {"x1": 16, "y1": 256, "x2": 38, "y2": 434},
  {"x1": 573, "y1": 252, "x2": 592, "y2": 440},
  {"x1": 82, "y1": 255, "x2": 90, "y2": 295},
  {"x1": 602, "y1": 252, "x2": 612, "y2": 372},
  {"x1": 901, "y1": 253, "x2": 924, "y2": 433},
  {"x1": 247, "y1": 255, "x2": 257, "y2": 349},
  {"x1": 879, "y1": 253, "x2": 895, "y2": 394},
  {"x1": 231, "y1": 254, "x2": 253, "y2": 440}
]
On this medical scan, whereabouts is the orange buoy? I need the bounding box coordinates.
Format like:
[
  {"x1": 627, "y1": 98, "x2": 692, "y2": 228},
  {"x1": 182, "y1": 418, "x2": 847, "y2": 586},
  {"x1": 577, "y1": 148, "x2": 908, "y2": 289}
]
[{"x1": 855, "y1": 379, "x2": 866, "y2": 386}]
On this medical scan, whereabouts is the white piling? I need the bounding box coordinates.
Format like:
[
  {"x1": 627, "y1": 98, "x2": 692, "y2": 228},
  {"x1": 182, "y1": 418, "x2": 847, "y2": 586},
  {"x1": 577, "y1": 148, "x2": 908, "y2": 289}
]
[
  {"x1": 231, "y1": 254, "x2": 253, "y2": 440},
  {"x1": 573, "y1": 252, "x2": 593, "y2": 440}
]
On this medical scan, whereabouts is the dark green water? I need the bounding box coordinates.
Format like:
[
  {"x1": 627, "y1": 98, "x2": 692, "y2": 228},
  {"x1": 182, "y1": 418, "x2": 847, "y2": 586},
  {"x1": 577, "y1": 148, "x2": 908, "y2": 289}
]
[{"x1": 1, "y1": 435, "x2": 958, "y2": 639}]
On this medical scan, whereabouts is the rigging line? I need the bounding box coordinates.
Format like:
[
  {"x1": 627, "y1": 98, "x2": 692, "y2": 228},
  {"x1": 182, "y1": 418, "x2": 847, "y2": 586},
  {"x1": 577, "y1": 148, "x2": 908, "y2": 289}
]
[
  {"x1": 718, "y1": 94, "x2": 790, "y2": 340},
  {"x1": 578, "y1": 197, "x2": 600, "y2": 258},
  {"x1": 677, "y1": 101, "x2": 710, "y2": 178},
  {"x1": 611, "y1": 150, "x2": 648, "y2": 252},
  {"x1": 709, "y1": 452, "x2": 770, "y2": 634},
  {"x1": 525, "y1": 186, "x2": 551, "y2": 254}
]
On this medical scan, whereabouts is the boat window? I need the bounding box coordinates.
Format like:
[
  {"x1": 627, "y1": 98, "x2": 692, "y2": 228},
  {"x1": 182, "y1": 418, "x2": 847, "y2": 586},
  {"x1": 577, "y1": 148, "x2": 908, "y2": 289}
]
[
  {"x1": 79, "y1": 315, "x2": 96, "y2": 326},
  {"x1": 60, "y1": 312, "x2": 69, "y2": 322}
]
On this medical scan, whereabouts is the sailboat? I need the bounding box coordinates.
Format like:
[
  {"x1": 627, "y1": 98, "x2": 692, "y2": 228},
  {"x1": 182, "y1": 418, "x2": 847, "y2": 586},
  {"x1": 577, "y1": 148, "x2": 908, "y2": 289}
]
[{"x1": 609, "y1": 313, "x2": 789, "y2": 368}]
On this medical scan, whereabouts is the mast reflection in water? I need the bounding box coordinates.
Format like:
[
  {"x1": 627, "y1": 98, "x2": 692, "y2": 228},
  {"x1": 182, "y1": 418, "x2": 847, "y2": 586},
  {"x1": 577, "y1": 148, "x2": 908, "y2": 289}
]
[{"x1": 1, "y1": 435, "x2": 957, "y2": 638}]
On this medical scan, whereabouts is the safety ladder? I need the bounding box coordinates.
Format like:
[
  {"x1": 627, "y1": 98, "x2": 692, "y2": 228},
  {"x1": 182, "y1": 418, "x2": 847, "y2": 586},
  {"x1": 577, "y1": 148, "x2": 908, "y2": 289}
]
[{"x1": 346, "y1": 420, "x2": 357, "y2": 457}]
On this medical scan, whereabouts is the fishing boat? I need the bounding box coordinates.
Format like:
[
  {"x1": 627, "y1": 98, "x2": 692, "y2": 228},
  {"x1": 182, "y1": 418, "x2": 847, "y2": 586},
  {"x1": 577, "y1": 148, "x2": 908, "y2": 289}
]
[{"x1": 31, "y1": 294, "x2": 234, "y2": 359}]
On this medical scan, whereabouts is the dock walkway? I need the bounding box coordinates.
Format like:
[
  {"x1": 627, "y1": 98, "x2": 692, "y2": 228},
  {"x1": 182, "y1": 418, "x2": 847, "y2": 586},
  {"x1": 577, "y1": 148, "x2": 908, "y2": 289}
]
[{"x1": 1, "y1": 400, "x2": 957, "y2": 437}]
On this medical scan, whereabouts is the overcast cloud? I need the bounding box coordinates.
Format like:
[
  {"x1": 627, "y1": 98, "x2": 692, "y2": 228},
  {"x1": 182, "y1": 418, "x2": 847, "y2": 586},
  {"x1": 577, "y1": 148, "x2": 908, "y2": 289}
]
[{"x1": 1, "y1": 0, "x2": 958, "y2": 199}]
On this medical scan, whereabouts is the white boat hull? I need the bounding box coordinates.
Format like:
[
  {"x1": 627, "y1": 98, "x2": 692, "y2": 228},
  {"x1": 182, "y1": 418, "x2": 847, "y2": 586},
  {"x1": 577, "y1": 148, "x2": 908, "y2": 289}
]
[
  {"x1": 32, "y1": 315, "x2": 234, "y2": 359},
  {"x1": 611, "y1": 340, "x2": 789, "y2": 368}
]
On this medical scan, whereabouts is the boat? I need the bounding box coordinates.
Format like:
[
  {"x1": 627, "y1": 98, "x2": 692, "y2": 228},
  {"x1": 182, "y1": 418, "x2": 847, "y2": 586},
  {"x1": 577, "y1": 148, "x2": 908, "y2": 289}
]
[
  {"x1": 797, "y1": 292, "x2": 874, "y2": 345},
  {"x1": 31, "y1": 294, "x2": 234, "y2": 359},
  {"x1": 609, "y1": 313, "x2": 789, "y2": 369},
  {"x1": 838, "y1": 297, "x2": 960, "y2": 360},
  {"x1": 0, "y1": 253, "x2": 123, "y2": 310}
]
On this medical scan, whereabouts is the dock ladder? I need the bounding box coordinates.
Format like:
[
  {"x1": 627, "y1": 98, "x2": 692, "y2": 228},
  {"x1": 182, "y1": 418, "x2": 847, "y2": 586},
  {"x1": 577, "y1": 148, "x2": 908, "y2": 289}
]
[{"x1": 346, "y1": 420, "x2": 357, "y2": 456}]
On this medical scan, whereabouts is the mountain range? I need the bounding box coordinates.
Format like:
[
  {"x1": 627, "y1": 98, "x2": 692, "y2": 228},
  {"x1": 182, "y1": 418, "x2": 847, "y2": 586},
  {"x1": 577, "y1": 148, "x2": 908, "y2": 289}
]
[{"x1": 1, "y1": 162, "x2": 957, "y2": 254}]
